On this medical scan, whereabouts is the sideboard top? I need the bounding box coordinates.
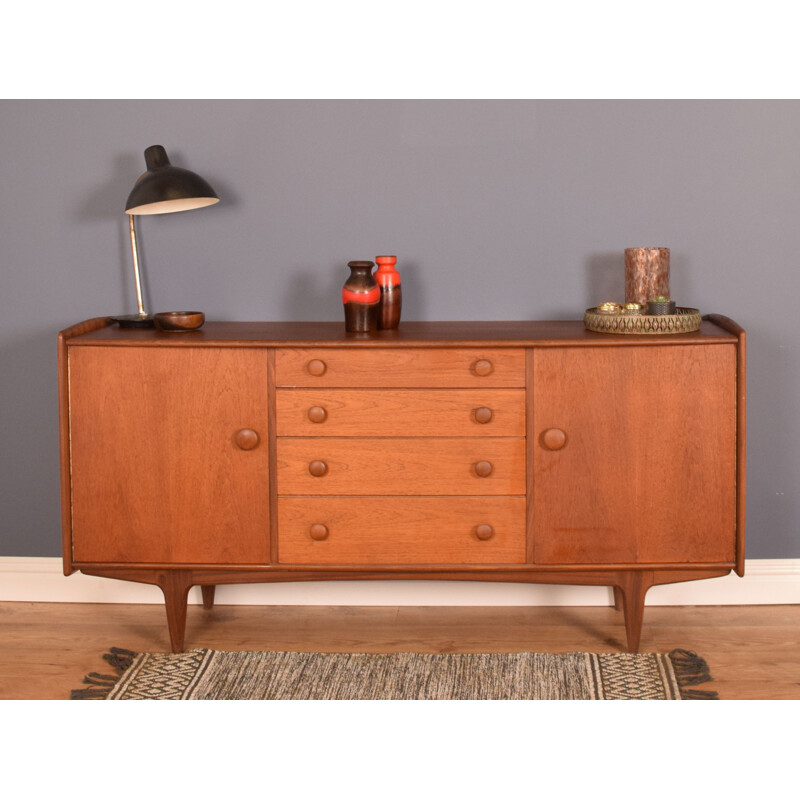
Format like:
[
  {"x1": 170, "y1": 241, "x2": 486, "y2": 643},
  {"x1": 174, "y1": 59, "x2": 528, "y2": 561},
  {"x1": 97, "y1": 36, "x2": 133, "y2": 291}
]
[{"x1": 62, "y1": 318, "x2": 742, "y2": 347}]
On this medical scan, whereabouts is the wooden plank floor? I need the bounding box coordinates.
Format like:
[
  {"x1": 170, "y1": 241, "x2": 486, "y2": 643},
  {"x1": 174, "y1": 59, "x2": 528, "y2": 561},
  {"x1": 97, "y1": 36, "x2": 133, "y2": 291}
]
[{"x1": 1, "y1": 601, "x2": 799, "y2": 699}]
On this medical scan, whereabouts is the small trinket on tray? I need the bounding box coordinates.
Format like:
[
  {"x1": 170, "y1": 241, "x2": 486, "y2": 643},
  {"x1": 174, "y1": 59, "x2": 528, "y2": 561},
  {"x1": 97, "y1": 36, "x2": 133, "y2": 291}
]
[
  {"x1": 622, "y1": 302, "x2": 644, "y2": 315},
  {"x1": 647, "y1": 296, "x2": 677, "y2": 315},
  {"x1": 597, "y1": 302, "x2": 623, "y2": 314}
]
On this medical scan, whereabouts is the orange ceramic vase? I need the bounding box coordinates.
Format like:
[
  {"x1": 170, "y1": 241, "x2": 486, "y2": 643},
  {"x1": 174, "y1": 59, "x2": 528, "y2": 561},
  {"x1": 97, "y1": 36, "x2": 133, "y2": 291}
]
[
  {"x1": 374, "y1": 255, "x2": 402, "y2": 329},
  {"x1": 342, "y1": 261, "x2": 380, "y2": 332}
]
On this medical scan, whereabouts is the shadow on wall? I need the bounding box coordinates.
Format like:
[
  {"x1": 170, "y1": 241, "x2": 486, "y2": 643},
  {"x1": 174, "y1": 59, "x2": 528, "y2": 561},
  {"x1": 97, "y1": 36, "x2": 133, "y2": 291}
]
[
  {"x1": 75, "y1": 153, "x2": 149, "y2": 316},
  {"x1": 541, "y1": 249, "x2": 689, "y2": 320},
  {"x1": 586, "y1": 252, "x2": 624, "y2": 306},
  {"x1": 75, "y1": 153, "x2": 141, "y2": 224},
  {"x1": 584, "y1": 249, "x2": 695, "y2": 310},
  {"x1": 284, "y1": 264, "x2": 348, "y2": 321},
  {"x1": 282, "y1": 258, "x2": 427, "y2": 322},
  {"x1": 742, "y1": 329, "x2": 794, "y2": 557},
  {"x1": 395, "y1": 259, "x2": 425, "y2": 321},
  {"x1": 532, "y1": 252, "x2": 623, "y2": 321},
  {"x1": 0, "y1": 327, "x2": 62, "y2": 556}
]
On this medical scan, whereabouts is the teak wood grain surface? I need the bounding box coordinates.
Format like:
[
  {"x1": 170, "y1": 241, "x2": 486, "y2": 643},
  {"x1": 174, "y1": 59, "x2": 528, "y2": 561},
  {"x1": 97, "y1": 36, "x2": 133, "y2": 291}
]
[
  {"x1": 275, "y1": 347, "x2": 526, "y2": 387},
  {"x1": 69, "y1": 347, "x2": 271, "y2": 565},
  {"x1": 531, "y1": 344, "x2": 737, "y2": 565},
  {"x1": 59, "y1": 317, "x2": 745, "y2": 653},
  {"x1": 277, "y1": 496, "x2": 526, "y2": 564},
  {"x1": 275, "y1": 388, "x2": 526, "y2": 437},
  {"x1": 276, "y1": 437, "x2": 527, "y2": 496},
  {"x1": 68, "y1": 319, "x2": 736, "y2": 346}
]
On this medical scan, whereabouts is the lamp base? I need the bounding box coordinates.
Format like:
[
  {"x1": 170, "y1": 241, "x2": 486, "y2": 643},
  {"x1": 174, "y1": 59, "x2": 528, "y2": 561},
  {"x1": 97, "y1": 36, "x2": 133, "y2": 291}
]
[{"x1": 112, "y1": 314, "x2": 155, "y2": 328}]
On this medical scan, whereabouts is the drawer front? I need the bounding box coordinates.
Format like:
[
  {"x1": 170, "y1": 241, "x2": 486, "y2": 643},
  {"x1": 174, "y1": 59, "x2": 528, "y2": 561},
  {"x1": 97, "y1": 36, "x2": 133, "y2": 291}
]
[
  {"x1": 278, "y1": 497, "x2": 526, "y2": 564},
  {"x1": 276, "y1": 389, "x2": 525, "y2": 437},
  {"x1": 275, "y1": 348, "x2": 526, "y2": 388},
  {"x1": 277, "y1": 438, "x2": 526, "y2": 495}
]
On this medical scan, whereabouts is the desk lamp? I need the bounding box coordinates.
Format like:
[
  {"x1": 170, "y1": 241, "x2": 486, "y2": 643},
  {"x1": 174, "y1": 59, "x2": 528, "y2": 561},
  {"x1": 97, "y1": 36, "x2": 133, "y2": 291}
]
[{"x1": 112, "y1": 145, "x2": 219, "y2": 327}]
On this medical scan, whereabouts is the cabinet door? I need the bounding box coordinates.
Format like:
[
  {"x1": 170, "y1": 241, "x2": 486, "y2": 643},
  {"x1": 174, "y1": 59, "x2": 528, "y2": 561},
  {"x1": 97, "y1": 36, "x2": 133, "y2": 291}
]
[
  {"x1": 69, "y1": 347, "x2": 270, "y2": 565},
  {"x1": 532, "y1": 345, "x2": 736, "y2": 565}
]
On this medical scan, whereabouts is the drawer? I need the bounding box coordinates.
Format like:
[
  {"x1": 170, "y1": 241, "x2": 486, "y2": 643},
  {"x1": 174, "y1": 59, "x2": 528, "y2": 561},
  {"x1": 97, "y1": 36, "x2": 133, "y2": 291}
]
[
  {"x1": 277, "y1": 438, "x2": 526, "y2": 495},
  {"x1": 275, "y1": 348, "x2": 525, "y2": 388},
  {"x1": 276, "y1": 389, "x2": 525, "y2": 437},
  {"x1": 277, "y1": 496, "x2": 526, "y2": 564}
]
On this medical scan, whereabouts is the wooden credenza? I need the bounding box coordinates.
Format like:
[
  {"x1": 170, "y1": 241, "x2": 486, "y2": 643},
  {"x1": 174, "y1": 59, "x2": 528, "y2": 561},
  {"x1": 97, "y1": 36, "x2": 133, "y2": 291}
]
[{"x1": 58, "y1": 317, "x2": 745, "y2": 652}]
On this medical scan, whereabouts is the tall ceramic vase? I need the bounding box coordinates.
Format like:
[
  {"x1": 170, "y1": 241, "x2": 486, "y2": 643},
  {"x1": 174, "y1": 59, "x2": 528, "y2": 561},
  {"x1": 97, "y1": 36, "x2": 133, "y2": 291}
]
[
  {"x1": 374, "y1": 255, "x2": 402, "y2": 329},
  {"x1": 342, "y1": 260, "x2": 380, "y2": 332}
]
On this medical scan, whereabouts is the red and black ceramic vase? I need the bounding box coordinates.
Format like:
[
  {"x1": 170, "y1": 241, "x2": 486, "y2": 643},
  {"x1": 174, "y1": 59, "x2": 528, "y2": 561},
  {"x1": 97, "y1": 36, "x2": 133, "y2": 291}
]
[
  {"x1": 342, "y1": 260, "x2": 380, "y2": 332},
  {"x1": 374, "y1": 255, "x2": 402, "y2": 329}
]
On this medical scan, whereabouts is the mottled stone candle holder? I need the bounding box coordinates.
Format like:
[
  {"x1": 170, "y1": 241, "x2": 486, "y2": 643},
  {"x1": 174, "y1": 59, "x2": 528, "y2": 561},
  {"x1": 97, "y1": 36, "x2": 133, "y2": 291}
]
[{"x1": 625, "y1": 248, "x2": 670, "y2": 306}]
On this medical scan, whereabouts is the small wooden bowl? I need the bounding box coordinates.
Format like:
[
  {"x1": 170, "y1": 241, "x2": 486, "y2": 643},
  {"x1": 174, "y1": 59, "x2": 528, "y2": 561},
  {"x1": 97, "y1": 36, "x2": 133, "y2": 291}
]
[{"x1": 153, "y1": 311, "x2": 205, "y2": 332}]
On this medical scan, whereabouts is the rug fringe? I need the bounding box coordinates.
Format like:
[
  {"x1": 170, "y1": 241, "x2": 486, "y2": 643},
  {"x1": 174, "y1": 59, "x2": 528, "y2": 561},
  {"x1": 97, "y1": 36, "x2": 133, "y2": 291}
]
[
  {"x1": 70, "y1": 688, "x2": 114, "y2": 700},
  {"x1": 680, "y1": 689, "x2": 720, "y2": 700},
  {"x1": 70, "y1": 647, "x2": 138, "y2": 700},
  {"x1": 103, "y1": 647, "x2": 137, "y2": 672},
  {"x1": 668, "y1": 649, "x2": 719, "y2": 700}
]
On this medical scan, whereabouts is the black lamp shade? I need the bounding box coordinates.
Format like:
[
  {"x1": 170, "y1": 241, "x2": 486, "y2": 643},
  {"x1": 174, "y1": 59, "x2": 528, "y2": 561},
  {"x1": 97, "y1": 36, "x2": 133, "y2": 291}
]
[{"x1": 124, "y1": 145, "x2": 219, "y2": 215}]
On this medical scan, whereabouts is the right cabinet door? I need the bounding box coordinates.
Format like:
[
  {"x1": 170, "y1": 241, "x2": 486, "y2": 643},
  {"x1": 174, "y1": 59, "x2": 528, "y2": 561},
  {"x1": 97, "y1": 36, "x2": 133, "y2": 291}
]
[{"x1": 531, "y1": 344, "x2": 737, "y2": 565}]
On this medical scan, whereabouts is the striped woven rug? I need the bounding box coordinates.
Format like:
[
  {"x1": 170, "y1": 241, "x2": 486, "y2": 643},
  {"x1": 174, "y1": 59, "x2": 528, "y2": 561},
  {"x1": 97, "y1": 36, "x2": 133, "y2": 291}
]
[{"x1": 72, "y1": 648, "x2": 717, "y2": 700}]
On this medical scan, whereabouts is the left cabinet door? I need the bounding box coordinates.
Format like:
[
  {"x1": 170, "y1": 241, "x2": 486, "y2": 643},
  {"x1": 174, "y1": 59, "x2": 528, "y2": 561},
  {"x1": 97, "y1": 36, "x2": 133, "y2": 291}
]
[{"x1": 68, "y1": 346, "x2": 270, "y2": 565}]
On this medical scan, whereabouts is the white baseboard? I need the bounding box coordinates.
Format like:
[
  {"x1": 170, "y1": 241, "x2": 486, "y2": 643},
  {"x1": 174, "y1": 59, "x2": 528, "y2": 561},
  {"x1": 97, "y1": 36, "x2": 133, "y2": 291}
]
[{"x1": 1, "y1": 557, "x2": 798, "y2": 606}]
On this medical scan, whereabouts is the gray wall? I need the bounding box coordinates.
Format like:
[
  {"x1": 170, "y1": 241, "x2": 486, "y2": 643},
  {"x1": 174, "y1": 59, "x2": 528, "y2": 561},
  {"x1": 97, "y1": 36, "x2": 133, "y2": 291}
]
[{"x1": 1, "y1": 100, "x2": 797, "y2": 558}]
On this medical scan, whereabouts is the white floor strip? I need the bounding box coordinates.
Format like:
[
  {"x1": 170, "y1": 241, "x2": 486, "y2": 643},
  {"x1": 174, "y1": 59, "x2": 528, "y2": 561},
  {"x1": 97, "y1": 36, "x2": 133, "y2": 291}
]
[{"x1": 1, "y1": 557, "x2": 798, "y2": 606}]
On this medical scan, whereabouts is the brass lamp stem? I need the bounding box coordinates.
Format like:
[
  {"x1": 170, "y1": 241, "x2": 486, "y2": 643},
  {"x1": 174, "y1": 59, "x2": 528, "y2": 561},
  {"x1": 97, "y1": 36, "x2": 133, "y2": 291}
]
[{"x1": 128, "y1": 214, "x2": 147, "y2": 318}]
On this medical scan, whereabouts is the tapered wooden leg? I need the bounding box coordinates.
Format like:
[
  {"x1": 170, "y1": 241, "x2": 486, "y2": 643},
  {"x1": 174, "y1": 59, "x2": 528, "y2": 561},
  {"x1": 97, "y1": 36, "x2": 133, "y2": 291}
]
[
  {"x1": 613, "y1": 586, "x2": 624, "y2": 611},
  {"x1": 157, "y1": 571, "x2": 192, "y2": 653},
  {"x1": 201, "y1": 585, "x2": 216, "y2": 610},
  {"x1": 614, "y1": 571, "x2": 654, "y2": 653}
]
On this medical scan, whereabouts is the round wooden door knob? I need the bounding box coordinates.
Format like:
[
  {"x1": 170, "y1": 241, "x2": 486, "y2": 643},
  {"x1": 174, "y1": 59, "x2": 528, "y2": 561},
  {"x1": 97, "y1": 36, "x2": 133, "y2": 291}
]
[
  {"x1": 309, "y1": 524, "x2": 329, "y2": 541},
  {"x1": 541, "y1": 428, "x2": 567, "y2": 450},
  {"x1": 475, "y1": 524, "x2": 494, "y2": 541},
  {"x1": 473, "y1": 359, "x2": 493, "y2": 377},
  {"x1": 308, "y1": 460, "x2": 329, "y2": 477},
  {"x1": 234, "y1": 429, "x2": 260, "y2": 450},
  {"x1": 474, "y1": 407, "x2": 493, "y2": 424},
  {"x1": 474, "y1": 460, "x2": 493, "y2": 477},
  {"x1": 307, "y1": 359, "x2": 327, "y2": 376},
  {"x1": 308, "y1": 406, "x2": 327, "y2": 423}
]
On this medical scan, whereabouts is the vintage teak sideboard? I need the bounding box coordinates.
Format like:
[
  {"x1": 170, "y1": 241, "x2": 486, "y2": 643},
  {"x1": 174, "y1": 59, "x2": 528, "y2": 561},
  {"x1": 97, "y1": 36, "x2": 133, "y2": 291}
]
[{"x1": 58, "y1": 317, "x2": 745, "y2": 652}]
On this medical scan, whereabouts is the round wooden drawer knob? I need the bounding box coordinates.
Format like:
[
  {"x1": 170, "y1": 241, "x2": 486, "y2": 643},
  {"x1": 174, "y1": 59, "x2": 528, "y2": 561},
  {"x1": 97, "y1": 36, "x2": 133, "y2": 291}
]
[
  {"x1": 474, "y1": 407, "x2": 493, "y2": 424},
  {"x1": 309, "y1": 524, "x2": 329, "y2": 541},
  {"x1": 542, "y1": 428, "x2": 567, "y2": 450},
  {"x1": 308, "y1": 406, "x2": 327, "y2": 423},
  {"x1": 308, "y1": 460, "x2": 329, "y2": 477},
  {"x1": 474, "y1": 460, "x2": 493, "y2": 477},
  {"x1": 475, "y1": 524, "x2": 494, "y2": 541},
  {"x1": 234, "y1": 429, "x2": 260, "y2": 450},
  {"x1": 307, "y1": 359, "x2": 327, "y2": 376},
  {"x1": 473, "y1": 359, "x2": 493, "y2": 377}
]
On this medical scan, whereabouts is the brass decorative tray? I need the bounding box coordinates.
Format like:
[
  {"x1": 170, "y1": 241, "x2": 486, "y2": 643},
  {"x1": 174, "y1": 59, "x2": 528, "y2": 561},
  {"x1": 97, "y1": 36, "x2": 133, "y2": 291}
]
[{"x1": 584, "y1": 307, "x2": 702, "y2": 335}]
